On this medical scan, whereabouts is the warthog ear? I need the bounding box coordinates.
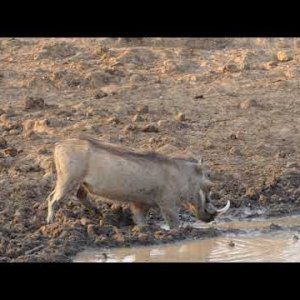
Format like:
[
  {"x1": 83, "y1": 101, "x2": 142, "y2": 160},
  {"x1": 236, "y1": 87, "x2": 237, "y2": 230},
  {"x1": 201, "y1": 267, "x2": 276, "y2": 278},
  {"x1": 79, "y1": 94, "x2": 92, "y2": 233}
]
[
  {"x1": 197, "y1": 156, "x2": 203, "y2": 165},
  {"x1": 195, "y1": 163, "x2": 203, "y2": 175}
]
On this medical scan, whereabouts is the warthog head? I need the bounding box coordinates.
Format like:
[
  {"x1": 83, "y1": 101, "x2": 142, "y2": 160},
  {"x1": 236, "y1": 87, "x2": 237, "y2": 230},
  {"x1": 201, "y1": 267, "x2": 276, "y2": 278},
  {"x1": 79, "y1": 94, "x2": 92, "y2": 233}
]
[{"x1": 183, "y1": 158, "x2": 230, "y2": 222}]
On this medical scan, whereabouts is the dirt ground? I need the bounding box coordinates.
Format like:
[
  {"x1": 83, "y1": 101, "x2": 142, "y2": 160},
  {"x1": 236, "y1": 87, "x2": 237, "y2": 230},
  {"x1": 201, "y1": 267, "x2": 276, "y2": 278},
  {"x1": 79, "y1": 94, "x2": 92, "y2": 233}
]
[{"x1": 0, "y1": 37, "x2": 299, "y2": 262}]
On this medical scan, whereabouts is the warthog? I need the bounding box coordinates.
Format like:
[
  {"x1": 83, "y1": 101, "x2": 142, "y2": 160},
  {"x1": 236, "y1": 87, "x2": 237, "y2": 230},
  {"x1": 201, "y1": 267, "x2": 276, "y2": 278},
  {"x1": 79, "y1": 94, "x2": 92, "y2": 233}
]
[{"x1": 46, "y1": 136, "x2": 230, "y2": 228}]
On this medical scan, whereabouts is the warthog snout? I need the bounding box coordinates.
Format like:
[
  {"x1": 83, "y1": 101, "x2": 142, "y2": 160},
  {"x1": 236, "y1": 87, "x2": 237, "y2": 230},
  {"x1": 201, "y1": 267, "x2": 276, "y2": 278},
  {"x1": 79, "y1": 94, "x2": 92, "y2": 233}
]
[{"x1": 197, "y1": 189, "x2": 230, "y2": 222}]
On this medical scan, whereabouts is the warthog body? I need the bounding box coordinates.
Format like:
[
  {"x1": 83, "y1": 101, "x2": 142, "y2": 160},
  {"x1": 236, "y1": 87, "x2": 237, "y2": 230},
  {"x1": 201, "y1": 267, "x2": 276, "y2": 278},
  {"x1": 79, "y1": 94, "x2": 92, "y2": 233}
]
[{"x1": 46, "y1": 136, "x2": 229, "y2": 228}]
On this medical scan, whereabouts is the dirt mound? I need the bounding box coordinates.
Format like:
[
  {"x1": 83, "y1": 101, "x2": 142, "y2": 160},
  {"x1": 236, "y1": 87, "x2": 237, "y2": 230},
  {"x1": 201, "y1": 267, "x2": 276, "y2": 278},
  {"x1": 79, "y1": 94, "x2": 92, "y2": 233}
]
[
  {"x1": 35, "y1": 42, "x2": 79, "y2": 59},
  {"x1": 117, "y1": 48, "x2": 159, "y2": 67}
]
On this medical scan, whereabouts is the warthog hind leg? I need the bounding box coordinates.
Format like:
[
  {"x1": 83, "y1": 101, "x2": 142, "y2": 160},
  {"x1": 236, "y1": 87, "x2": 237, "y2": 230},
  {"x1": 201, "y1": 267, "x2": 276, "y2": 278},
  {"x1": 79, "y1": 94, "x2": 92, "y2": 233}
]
[
  {"x1": 131, "y1": 202, "x2": 148, "y2": 226},
  {"x1": 47, "y1": 179, "x2": 80, "y2": 224},
  {"x1": 77, "y1": 184, "x2": 103, "y2": 218},
  {"x1": 159, "y1": 203, "x2": 180, "y2": 230}
]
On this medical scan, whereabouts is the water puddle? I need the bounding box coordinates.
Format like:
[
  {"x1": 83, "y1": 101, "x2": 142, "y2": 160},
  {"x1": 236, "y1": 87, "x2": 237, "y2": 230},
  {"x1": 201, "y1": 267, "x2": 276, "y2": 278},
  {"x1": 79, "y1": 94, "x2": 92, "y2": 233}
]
[{"x1": 73, "y1": 215, "x2": 300, "y2": 262}]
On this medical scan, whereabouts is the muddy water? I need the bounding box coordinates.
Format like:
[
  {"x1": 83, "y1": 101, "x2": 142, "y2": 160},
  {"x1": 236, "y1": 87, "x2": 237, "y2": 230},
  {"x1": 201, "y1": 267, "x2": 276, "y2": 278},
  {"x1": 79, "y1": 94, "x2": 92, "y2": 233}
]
[{"x1": 73, "y1": 215, "x2": 300, "y2": 262}]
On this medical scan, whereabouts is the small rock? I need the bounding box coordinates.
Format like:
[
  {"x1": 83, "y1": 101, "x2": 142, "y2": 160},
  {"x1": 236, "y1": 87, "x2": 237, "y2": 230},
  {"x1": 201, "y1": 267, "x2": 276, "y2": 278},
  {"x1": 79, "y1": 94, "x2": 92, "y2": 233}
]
[
  {"x1": 118, "y1": 135, "x2": 126, "y2": 142},
  {"x1": 270, "y1": 223, "x2": 282, "y2": 231},
  {"x1": 33, "y1": 203, "x2": 40, "y2": 209},
  {"x1": 157, "y1": 120, "x2": 169, "y2": 127},
  {"x1": 24, "y1": 97, "x2": 45, "y2": 110},
  {"x1": 132, "y1": 225, "x2": 142, "y2": 234},
  {"x1": 85, "y1": 107, "x2": 95, "y2": 117},
  {"x1": 132, "y1": 114, "x2": 144, "y2": 122},
  {"x1": 37, "y1": 146, "x2": 49, "y2": 155},
  {"x1": 110, "y1": 203, "x2": 122, "y2": 211},
  {"x1": 275, "y1": 151, "x2": 286, "y2": 159},
  {"x1": 229, "y1": 147, "x2": 242, "y2": 156},
  {"x1": 137, "y1": 105, "x2": 149, "y2": 114},
  {"x1": 266, "y1": 61, "x2": 278, "y2": 68},
  {"x1": 154, "y1": 77, "x2": 161, "y2": 84},
  {"x1": 258, "y1": 194, "x2": 268, "y2": 205},
  {"x1": 286, "y1": 162, "x2": 299, "y2": 169},
  {"x1": 14, "y1": 209, "x2": 22, "y2": 217},
  {"x1": 276, "y1": 51, "x2": 292, "y2": 62},
  {"x1": 113, "y1": 229, "x2": 125, "y2": 242},
  {"x1": 229, "y1": 133, "x2": 238, "y2": 140},
  {"x1": 270, "y1": 194, "x2": 280, "y2": 203},
  {"x1": 130, "y1": 74, "x2": 144, "y2": 82},
  {"x1": 106, "y1": 116, "x2": 120, "y2": 124},
  {"x1": 154, "y1": 230, "x2": 165, "y2": 239},
  {"x1": 142, "y1": 124, "x2": 159, "y2": 133},
  {"x1": 87, "y1": 224, "x2": 96, "y2": 237},
  {"x1": 114, "y1": 105, "x2": 124, "y2": 114},
  {"x1": 24, "y1": 130, "x2": 37, "y2": 139},
  {"x1": 245, "y1": 187, "x2": 257, "y2": 199},
  {"x1": 194, "y1": 95, "x2": 204, "y2": 99},
  {"x1": 0, "y1": 258, "x2": 11, "y2": 262},
  {"x1": 22, "y1": 119, "x2": 35, "y2": 132},
  {"x1": 156, "y1": 144, "x2": 179, "y2": 155},
  {"x1": 94, "y1": 90, "x2": 108, "y2": 99},
  {"x1": 80, "y1": 217, "x2": 91, "y2": 226},
  {"x1": 5, "y1": 121, "x2": 20, "y2": 131},
  {"x1": 175, "y1": 112, "x2": 186, "y2": 122},
  {"x1": 228, "y1": 241, "x2": 235, "y2": 247},
  {"x1": 101, "y1": 253, "x2": 108, "y2": 261},
  {"x1": 8, "y1": 129, "x2": 20, "y2": 135},
  {"x1": 148, "y1": 137, "x2": 157, "y2": 145},
  {"x1": 223, "y1": 64, "x2": 240, "y2": 73},
  {"x1": 189, "y1": 75, "x2": 198, "y2": 82},
  {"x1": 4, "y1": 147, "x2": 18, "y2": 157},
  {"x1": 293, "y1": 235, "x2": 299, "y2": 241},
  {"x1": 123, "y1": 124, "x2": 137, "y2": 133},
  {"x1": 240, "y1": 99, "x2": 258, "y2": 109},
  {"x1": 0, "y1": 137, "x2": 7, "y2": 149},
  {"x1": 0, "y1": 114, "x2": 8, "y2": 125},
  {"x1": 138, "y1": 233, "x2": 148, "y2": 241}
]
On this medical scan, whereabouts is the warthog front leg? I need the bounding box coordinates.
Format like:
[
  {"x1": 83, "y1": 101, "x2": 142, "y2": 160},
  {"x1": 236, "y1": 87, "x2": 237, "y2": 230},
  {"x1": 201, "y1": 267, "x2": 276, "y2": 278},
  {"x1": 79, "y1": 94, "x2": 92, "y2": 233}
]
[
  {"x1": 158, "y1": 203, "x2": 180, "y2": 229},
  {"x1": 77, "y1": 184, "x2": 103, "y2": 218},
  {"x1": 131, "y1": 202, "x2": 148, "y2": 227}
]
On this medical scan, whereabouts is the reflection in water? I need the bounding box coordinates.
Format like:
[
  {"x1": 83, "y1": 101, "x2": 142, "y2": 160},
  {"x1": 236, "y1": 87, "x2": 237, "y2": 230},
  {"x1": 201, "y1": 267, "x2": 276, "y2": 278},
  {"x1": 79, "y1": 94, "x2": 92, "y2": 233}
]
[{"x1": 74, "y1": 215, "x2": 300, "y2": 263}]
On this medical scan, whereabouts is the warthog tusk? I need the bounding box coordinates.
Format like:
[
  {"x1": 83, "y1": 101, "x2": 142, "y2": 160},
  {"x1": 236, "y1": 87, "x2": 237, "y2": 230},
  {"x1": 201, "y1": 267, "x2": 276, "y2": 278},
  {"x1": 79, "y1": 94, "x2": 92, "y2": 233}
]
[
  {"x1": 199, "y1": 189, "x2": 206, "y2": 207},
  {"x1": 216, "y1": 200, "x2": 230, "y2": 215}
]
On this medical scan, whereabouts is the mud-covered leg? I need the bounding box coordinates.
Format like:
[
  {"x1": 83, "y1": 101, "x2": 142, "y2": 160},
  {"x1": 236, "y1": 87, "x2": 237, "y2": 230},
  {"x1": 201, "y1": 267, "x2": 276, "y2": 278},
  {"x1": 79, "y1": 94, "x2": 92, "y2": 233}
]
[
  {"x1": 131, "y1": 202, "x2": 147, "y2": 226},
  {"x1": 159, "y1": 203, "x2": 180, "y2": 229},
  {"x1": 47, "y1": 179, "x2": 79, "y2": 224},
  {"x1": 77, "y1": 184, "x2": 102, "y2": 218},
  {"x1": 47, "y1": 188, "x2": 64, "y2": 224},
  {"x1": 44, "y1": 190, "x2": 55, "y2": 210}
]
